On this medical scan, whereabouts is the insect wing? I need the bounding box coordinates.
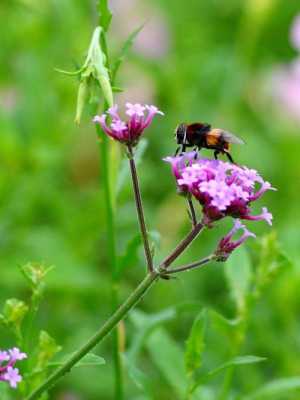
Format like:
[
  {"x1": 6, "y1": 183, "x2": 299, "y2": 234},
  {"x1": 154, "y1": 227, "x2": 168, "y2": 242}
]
[{"x1": 221, "y1": 130, "x2": 245, "y2": 145}]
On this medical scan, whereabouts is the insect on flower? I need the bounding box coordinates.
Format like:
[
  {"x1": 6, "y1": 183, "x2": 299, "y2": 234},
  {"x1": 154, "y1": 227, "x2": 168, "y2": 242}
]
[{"x1": 175, "y1": 122, "x2": 244, "y2": 163}]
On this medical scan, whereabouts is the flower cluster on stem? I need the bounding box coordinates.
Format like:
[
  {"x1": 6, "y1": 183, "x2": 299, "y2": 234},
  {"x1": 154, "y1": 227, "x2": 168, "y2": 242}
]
[
  {"x1": 93, "y1": 103, "x2": 164, "y2": 147},
  {"x1": 0, "y1": 347, "x2": 27, "y2": 389},
  {"x1": 164, "y1": 152, "x2": 275, "y2": 226}
]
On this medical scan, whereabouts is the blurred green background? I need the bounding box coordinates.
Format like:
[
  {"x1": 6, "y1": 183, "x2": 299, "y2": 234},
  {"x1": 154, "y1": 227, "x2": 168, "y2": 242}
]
[{"x1": 1, "y1": 0, "x2": 300, "y2": 399}]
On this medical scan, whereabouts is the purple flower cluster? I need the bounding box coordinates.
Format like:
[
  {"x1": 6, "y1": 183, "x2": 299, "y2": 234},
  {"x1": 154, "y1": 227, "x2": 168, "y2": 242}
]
[
  {"x1": 216, "y1": 220, "x2": 256, "y2": 261},
  {"x1": 93, "y1": 103, "x2": 164, "y2": 146},
  {"x1": 0, "y1": 347, "x2": 27, "y2": 389},
  {"x1": 164, "y1": 152, "x2": 275, "y2": 225}
]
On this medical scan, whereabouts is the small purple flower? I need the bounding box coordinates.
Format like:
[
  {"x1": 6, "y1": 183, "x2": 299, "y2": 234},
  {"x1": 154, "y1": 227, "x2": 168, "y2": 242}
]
[
  {"x1": 3, "y1": 367, "x2": 22, "y2": 389},
  {"x1": 9, "y1": 348, "x2": 27, "y2": 362},
  {"x1": 290, "y1": 14, "x2": 300, "y2": 51},
  {"x1": 164, "y1": 153, "x2": 276, "y2": 225},
  {"x1": 0, "y1": 347, "x2": 26, "y2": 389},
  {"x1": 0, "y1": 351, "x2": 9, "y2": 363},
  {"x1": 93, "y1": 103, "x2": 164, "y2": 146},
  {"x1": 215, "y1": 220, "x2": 256, "y2": 261}
]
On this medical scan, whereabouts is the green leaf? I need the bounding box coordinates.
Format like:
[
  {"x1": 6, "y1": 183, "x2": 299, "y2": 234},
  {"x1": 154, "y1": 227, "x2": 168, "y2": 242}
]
[
  {"x1": 116, "y1": 138, "x2": 148, "y2": 196},
  {"x1": 128, "y1": 308, "x2": 176, "y2": 362},
  {"x1": 20, "y1": 262, "x2": 54, "y2": 288},
  {"x1": 3, "y1": 298, "x2": 28, "y2": 329},
  {"x1": 208, "y1": 355, "x2": 266, "y2": 377},
  {"x1": 111, "y1": 24, "x2": 145, "y2": 83},
  {"x1": 245, "y1": 377, "x2": 300, "y2": 400},
  {"x1": 50, "y1": 352, "x2": 105, "y2": 368},
  {"x1": 185, "y1": 309, "x2": 207, "y2": 376},
  {"x1": 117, "y1": 234, "x2": 141, "y2": 275},
  {"x1": 191, "y1": 355, "x2": 266, "y2": 394},
  {"x1": 254, "y1": 232, "x2": 292, "y2": 297},
  {"x1": 98, "y1": 0, "x2": 112, "y2": 32},
  {"x1": 36, "y1": 330, "x2": 62, "y2": 370},
  {"x1": 146, "y1": 328, "x2": 187, "y2": 397},
  {"x1": 225, "y1": 246, "x2": 252, "y2": 314}
]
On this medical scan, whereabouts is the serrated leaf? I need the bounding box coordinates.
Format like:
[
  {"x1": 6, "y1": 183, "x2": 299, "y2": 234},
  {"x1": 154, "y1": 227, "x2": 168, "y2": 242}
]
[
  {"x1": 225, "y1": 246, "x2": 252, "y2": 314},
  {"x1": 146, "y1": 328, "x2": 187, "y2": 397},
  {"x1": 98, "y1": 0, "x2": 112, "y2": 32},
  {"x1": 116, "y1": 138, "x2": 148, "y2": 196},
  {"x1": 50, "y1": 352, "x2": 105, "y2": 368},
  {"x1": 111, "y1": 24, "x2": 145, "y2": 83},
  {"x1": 245, "y1": 377, "x2": 300, "y2": 400},
  {"x1": 185, "y1": 309, "x2": 207, "y2": 376}
]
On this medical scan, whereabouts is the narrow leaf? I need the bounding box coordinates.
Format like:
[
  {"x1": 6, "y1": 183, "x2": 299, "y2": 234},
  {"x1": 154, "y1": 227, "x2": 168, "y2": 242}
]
[
  {"x1": 208, "y1": 355, "x2": 266, "y2": 377},
  {"x1": 185, "y1": 309, "x2": 207, "y2": 376},
  {"x1": 191, "y1": 355, "x2": 266, "y2": 393},
  {"x1": 225, "y1": 246, "x2": 252, "y2": 313},
  {"x1": 111, "y1": 24, "x2": 145, "y2": 83},
  {"x1": 98, "y1": 0, "x2": 112, "y2": 32},
  {"x1": 146, "y1": 328, "x2": 187, "y2": 397},
  {"x1": 245, "y1": 377, "x2": 300, "y2": 400},
  {"x1": 49, "y1": 352, "x2": 105, "y2": 368}
]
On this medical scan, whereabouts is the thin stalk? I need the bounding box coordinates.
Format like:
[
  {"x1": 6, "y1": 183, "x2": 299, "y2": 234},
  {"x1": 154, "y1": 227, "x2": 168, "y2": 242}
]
[
  {"x1": 26, "y1": 221, "x2": 205, "y2": 400},
  {"x1": 25, "y1": 273, "x2": 158, "y2": 400},
  {"x1": 160, "y1": 222, "x2": 204, "y2": 269},
  {"x1": 127, "y1": 147, "x2": 154, "y2": 273},
  {"x1": 187, "y1": 197, "x2": 197, "y2": 227},
  {"x1": 162, "y1": 255, "x2": 215, "y2": 275},
  {"x1": 96, "y1": 124, "x2": 123, "y2": 399}
]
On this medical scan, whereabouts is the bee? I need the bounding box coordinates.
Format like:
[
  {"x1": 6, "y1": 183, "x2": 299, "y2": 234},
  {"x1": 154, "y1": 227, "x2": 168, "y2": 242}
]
[{"x1": 175, "y1": 122, "x2": 244, "y2": 163}]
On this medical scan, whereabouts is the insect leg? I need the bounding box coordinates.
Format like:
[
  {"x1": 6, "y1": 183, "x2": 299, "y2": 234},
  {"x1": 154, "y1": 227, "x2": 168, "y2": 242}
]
[
  {"x1": 224, "y1": 151, "x2": 234, "y2": 163},
  {"x1": 174, "y1": 146, "x2": 181, "y2": 156},
  {"x1": 214, "y1": 150, "x2": 220, "y2": 160}
]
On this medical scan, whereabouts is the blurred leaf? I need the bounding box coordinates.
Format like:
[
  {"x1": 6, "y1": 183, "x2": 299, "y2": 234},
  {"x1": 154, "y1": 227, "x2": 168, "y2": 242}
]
[
  {"x1": 1, "y1": 298, "x2": 28, "y2": 341},
  {"x1": 185, "y1": 309, "x2": 207, "y2": 377},
  {"x1": 123, "y1": 354, "x2": 152, "y2": 395},
  {"x1": 50, "y1": 352, "x2": 105, "y2": 368},
  {"x1": 116, "y1": 138, "x2": 148, "y2": 196},
  {"x1": 20, "y1": 262, "x2": 54, "y2": 289},
  {"x1": 191, "y1": 355, "x2": 266, "y2": 393},
  {"x1": 225, "y1": 247, "x2": 252, "y2": 314},
  {"x1": 207, "y1": 355, "x2": 266, "y2": 377},
  {"x1": 117, "y1": 234, "x2": 141, "y2": 275},
  {"x1": 146, "y1": 328, "x2": 187, "y2": 397},
  {"x1": 245, "y1": 377, "x2": 300, "y2": 400},
  {"x1": 36, "y1": 330, "x2": 62, "y2": 370},
  {"x1": 128, "y1": 308, "x2": 176, "y2": 362},
  {"x1": 254, "y1": 232, "x2": 292, "y2": 297},
  {"x1": 98, "y1": 0, "x2": 112, "y2": 32},
  {"x1": 111, "y1": 24, "x2": 145, "y2": 83}
]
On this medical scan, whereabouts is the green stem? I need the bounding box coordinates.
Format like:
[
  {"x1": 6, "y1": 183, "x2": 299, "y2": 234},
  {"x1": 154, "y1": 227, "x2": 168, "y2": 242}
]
[
  {"x1": 96, "y1": 124, "x2": 123, "y2": 399},
  {"x1": 127, "y1": 147, "x2": 154, "y2": 273},
  {"x1": 161, "y1": 255, "x2": 215, "y2": 275},
  {"x1": 25, "y1": 272, "x2": 159, "y2": 400},
  {"x1": 26, "y1": 218, "x2": 204, "y2": 400}
]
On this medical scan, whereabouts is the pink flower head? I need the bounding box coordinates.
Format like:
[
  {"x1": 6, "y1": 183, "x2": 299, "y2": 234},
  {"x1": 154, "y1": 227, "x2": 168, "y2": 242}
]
[
  {"x1": 216, "y1": 220, "x2": 256, "y2": 261},
  {"x1": 3, "y1": 367, "x2": 22, "y2": 389},
  {"x1": 164, "y1": 153, "x2": 276, "y2": 225},
  {"x1": 0, "y1": 347, "x2": 26, "y2": 389},
  {"x1": 9, "y1": 348, "x2": 27, "y2": 362},
  {"x1": 290, "y1": 14, "x2": 300, "y2": 51},
  {"x1": 93, "y1": 103, "x2": 164, "y2": 146}
]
